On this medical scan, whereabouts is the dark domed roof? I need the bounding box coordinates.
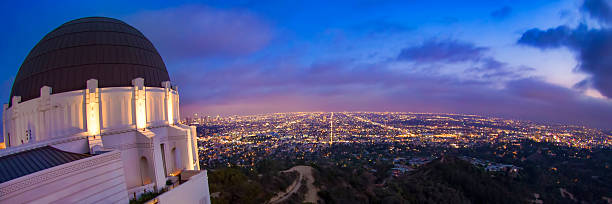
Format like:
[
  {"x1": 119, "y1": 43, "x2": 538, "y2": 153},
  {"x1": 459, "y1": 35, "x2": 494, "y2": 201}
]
[{"x1": 10, "y1": 17, "x2": 170, "y2": 105}]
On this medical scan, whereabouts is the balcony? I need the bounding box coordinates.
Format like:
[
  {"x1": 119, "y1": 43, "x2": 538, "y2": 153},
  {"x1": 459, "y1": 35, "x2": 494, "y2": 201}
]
[{"x1": 130, "y1": 170, "x2": 211, "y2": 204}]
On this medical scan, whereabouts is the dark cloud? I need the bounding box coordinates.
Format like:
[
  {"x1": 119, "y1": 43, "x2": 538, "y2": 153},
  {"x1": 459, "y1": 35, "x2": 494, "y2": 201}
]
[
  {"x1": 128, "y1": 5, "x2": 272, "y2": 60},
  {"x1": 171, "y1": 43, "x2": 611, "y2": 129},
  {"x1": 176, "y1": 57, "x2": 612, "y2": 129},
  {"x1": 517, "y1": 0, "x2": 612, "y2": 98},
  {"x1": 123, "y1": 5, "x2": 612, "y2": 129},
  {"x1": 397, "y1": 40, "x2": 530, "y2": 81},
  {"x1": 460, "y1": 57, "x2": 531, "y2": 81},
  {"x1": 582, "y1": 0, "x2": 612, "y2": 25},
  {"x1": 490, "y1": 6, "x2": 512, "y2": 20},
  {"x1": 397, "y1": 40, "x2": 488, "y2": 63},
  {"x1": 500, "y1": 78, "x2": 612, "y2": 128},
  {"x1": 518, "y1": 23, "x2": 612, "y2": 98},
  {"x1": 517, "y1": 26, "x2": 573, "y2": 49},
  {"x1": 573, "y1": 79, "x2": 591, "y2": 91}
]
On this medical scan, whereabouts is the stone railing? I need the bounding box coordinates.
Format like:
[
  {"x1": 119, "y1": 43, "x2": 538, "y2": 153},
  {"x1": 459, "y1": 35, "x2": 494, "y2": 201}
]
[
  {"x1": 154, "y1": 170, "x2": 211, "y2": 204},
  {"x1": 128, "y1": 183, "x2": 157, "y2": 200}
]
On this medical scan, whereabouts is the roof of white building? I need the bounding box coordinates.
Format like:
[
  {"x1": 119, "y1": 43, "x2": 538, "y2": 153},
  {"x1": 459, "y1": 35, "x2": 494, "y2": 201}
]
[{"x1": 0, "y1": 146, "x2": 90, "y2": 182}]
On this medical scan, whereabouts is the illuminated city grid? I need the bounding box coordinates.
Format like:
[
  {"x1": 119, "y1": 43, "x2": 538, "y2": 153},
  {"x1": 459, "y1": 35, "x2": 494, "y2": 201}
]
[{"x1": 189, "y1": 112, "x2": 611, "y2": 168}]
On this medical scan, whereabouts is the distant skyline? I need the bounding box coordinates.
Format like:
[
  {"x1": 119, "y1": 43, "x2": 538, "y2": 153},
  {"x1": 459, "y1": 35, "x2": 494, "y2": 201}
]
[{"x1": 1, "y1": 0, "x2": 612, "y2": 129}]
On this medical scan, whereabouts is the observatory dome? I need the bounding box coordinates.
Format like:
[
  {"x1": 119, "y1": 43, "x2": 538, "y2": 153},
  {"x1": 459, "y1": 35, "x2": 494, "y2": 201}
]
[{"x1": 10, "y1": 17, "x2": 170, "y2": 105}]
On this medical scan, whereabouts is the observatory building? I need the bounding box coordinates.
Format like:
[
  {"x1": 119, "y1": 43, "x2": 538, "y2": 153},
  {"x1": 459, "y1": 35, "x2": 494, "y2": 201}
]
[{"x1": 0, "y1": 17, "x2": 210, "y2": 203}]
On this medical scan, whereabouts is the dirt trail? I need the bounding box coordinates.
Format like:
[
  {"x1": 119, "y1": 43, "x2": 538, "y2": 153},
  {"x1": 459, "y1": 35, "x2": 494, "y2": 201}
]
[{"x1": 268, "y1": 166, "x2": 319, "y2": 204}]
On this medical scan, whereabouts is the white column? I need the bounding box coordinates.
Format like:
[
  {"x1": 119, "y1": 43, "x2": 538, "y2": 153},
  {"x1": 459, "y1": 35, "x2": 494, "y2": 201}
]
[
  {"x1": 185, "y1": 125, "x2": 200, "y2": 170},
  {"x1": 153, "y1": 139, "x2": 167, "y2": 191},
  {"x1": 174, "y1": 86, "x2": 180, "y2": 122},
  {"x1": 86, "y1": 79, "x2": 103, "y2": 153},
  {"x1": 10, "y1": 96, "x2": 21, "y2": 146},
  {"x1": 3, "y1": 104, "x2": 8, "y2": 147},
  {"x1": 133, "y1": 78, "x2": 147, "y2": 130},
  {"x1": 37, "y1": 86, "x2": 52, "y2": 142},
  {"x1": 192, "y1": 126, "x2": 200, "y2": 170},
  {"x1": 162, "y1": 81, "x2": 174, "y2": 125}
]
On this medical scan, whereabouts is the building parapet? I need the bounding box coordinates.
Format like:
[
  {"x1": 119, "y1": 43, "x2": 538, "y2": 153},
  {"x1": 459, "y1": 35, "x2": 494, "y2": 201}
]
[
  {"x1": 152, "y1": 170, "x2": 211, "y2": 204},
  {"x1": 128, "y1": 183, "x2": 157, "y2": 200},
  {"x1": 0, "y1": 134, "x2": 88, "y2": 157},
  {"x1": 0, "y1": 150, "x2": 123, "y2": 201}
]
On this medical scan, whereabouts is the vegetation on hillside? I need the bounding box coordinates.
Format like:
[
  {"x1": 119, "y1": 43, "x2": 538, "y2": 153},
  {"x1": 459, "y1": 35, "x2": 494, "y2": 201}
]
[
  {"x1": 206, "y1": 141, "x2": 611, "y2": 204},
  {"x1": 208, "y1": 160, "x2": 298, "y2": 204},
  {"x1": 314, "y1": 156, "x2": 530, "y2": 204}
]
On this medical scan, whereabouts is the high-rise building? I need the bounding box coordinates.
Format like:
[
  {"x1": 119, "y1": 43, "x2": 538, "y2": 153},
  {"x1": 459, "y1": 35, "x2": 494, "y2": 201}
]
[{"x1": 0, "y1": 17, "x2": 210, "y2": 203}]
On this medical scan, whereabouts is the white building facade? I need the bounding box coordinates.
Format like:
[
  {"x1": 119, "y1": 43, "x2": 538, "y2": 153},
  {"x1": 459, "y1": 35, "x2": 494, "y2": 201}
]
[{"x1": 0, "y1": 17, "x2": 210, "y2": 204}]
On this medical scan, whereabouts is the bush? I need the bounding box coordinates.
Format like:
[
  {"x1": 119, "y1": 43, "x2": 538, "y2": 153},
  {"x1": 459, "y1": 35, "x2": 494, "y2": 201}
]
[{"x1": 129, "y1": 188, "x2": 167, "y2": 204}]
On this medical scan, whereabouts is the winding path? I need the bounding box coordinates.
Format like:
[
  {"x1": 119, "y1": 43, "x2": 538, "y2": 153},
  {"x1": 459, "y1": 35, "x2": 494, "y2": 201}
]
[{"x1": 268, "y1": 166, "x2": 319, "y2": 204}]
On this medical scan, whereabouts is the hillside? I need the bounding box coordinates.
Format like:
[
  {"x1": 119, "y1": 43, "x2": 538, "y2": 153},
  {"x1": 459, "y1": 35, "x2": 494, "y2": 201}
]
[
  {"x1": 207, "y1": 152, "x2": 611, "y2": 204},
  {"x1": 313, "y1": 156, "x2": 531, "y2": 204}
]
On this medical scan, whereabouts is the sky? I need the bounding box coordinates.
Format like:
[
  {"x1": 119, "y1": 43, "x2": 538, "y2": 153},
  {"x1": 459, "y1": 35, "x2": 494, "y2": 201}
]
[{"x1": 1, "y1": 0, "x2": 612, "y2": 129}]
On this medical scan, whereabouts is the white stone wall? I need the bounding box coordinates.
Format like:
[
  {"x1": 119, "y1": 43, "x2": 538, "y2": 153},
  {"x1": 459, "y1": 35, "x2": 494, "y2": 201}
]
[
  {"x1": 100, "y1": 87, "x2": 134, "y2": 131},
  {"x1": 2, "y1": 83, "x2": 180, "y2": 148},
  {"x1": 0, "y1": 151, "x2": 128, "y2": 204},
  {"x1": 95, "y1": 124, "x2": 200, "y2": 191},
  {"x1": 156, "y1": 170, "x2": 211, "y2": 204},
  {"x1": 50, "y1": 137, "x2": 89, "y2": 153},
  {"x1": 146, "y1": 88, "x2": 167, "y2": 127},
  {"x1": 0, "y1": 80, "x2": 208, "y2": 203},
  {"x1": 3, "y1": 90, "x2": 86, "y2": 146}
]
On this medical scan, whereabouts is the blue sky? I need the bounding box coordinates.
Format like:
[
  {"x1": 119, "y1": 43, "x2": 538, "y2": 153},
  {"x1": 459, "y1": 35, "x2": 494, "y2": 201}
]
[{"x1": 1, "y1": 0, "x2": 612, "y2": 129}]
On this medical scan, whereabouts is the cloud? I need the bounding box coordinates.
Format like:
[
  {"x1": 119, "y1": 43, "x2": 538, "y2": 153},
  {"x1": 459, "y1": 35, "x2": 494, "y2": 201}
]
[
  {"x1": 397, "y1": 40, "x2": 488, "y2": 63},
  {"x1": 517, "y1": 25, "x2": 573, "y2": 49},
  {"x1": 515, "y1": 0, "x2": 612, "y2": 98},
  {"x1": 123, "y1": 4, "x2": 612, "y2": 129},
  {"x1": 128, "y1": 5, "x2": 272, "y2": 60},
  {"x1": 175, "y1": 37, "x2": 611, "y2": 129},
  {"x1": 582, "y1": 0, "x2": 612, "y2": 25},
  {"x1": 175, "y1": 49, "x2": 612, "y2": 129},
  {"x1": 518, "y1": 23, "x2": 612, "y2": 98},
  {"x1": 490, "y1": 6, "x2": 512, "y2": 20},
  {"x1": 397, "y1": 40, "x2": 531, "y2": 82}
]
